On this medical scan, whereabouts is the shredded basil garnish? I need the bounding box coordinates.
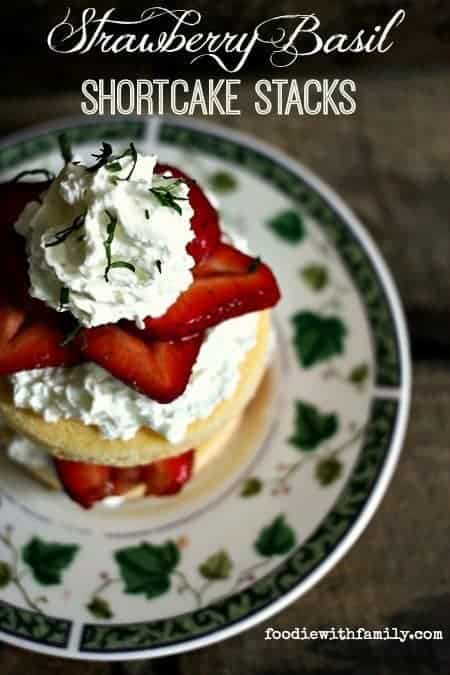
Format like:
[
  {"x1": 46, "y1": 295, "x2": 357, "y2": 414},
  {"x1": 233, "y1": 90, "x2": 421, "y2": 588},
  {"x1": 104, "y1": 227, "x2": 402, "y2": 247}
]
[
  {"x1": 107, "y1": 142, "x2": 138, "y2": 181},
  {"x1": 106, "y1": 161, "x2": 122, "y2": 173},
  {"x1": 45, "y1": 211, "x2": 86, "y2": 248},
  {"x1": 109, "y1": 261, "x2": 136, "y2": 273},
  {"x1": 103, "y1": 210, "x2": 136, "y2": 282},
  {"x1": 248, "y1": 257, "x2": 261, "y2": 273},
  {"x1": 87, "y1": 142, "x2": 113, "y2": 173},
  {"x1": 58, "y1": 133, "x2": 73, "y2": 164},
  {"x1": 59, "y1": 287, "x2": 70, "y2": 309},
  {"x1": 10, "y1": 169, "x2": 55, "y2": 183},
  {"x1": 119, "y1": 142, "x2": 138, "y2": 181},
  {"x1": 149, "y1": 179, "x2": 188, "y2": 216},
  {"x1": 155, "y1": 260, "x2": 162, "y2": 274},
  {"x1": 80, "y1": 141, "x2": 140, "y2": 179},
  {"x1": 145, "y1": 209, "x2": 150, "y2": 220},
  {"x1": 103, "y1": 210, "x2": 117, "y2": 281},
  {"x1": 60, "y1": 322, "x2": 81, "y2": 346}
]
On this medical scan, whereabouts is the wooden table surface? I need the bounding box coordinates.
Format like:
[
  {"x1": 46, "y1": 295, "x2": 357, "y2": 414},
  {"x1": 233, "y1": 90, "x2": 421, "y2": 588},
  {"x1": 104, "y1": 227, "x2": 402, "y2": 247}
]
[{"x1": 0, "y1": 65, "x2": 448, "y2": 674}]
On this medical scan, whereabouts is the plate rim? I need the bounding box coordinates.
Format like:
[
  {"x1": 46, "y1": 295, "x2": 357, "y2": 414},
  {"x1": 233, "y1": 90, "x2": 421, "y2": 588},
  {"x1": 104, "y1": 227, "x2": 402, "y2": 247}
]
[{"x1": 0, "y1": 115, "x2": 411, "y2": 660}]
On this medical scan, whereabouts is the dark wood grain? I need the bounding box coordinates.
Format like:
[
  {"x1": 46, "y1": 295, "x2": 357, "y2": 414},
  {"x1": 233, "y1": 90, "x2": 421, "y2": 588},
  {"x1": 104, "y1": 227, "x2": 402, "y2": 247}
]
[{"x1": 0, "y1": 64, "x2": 448, "y2": 673}]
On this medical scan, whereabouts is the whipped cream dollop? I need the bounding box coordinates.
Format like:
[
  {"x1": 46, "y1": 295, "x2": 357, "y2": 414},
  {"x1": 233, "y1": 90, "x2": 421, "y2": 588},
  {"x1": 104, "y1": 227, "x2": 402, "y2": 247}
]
[
  {"x1": 10, "y1": 311, "x2": 260, "y2": 443},
  {"x1": 15, "y1": 151, "x2": 195, "y2": 327}
]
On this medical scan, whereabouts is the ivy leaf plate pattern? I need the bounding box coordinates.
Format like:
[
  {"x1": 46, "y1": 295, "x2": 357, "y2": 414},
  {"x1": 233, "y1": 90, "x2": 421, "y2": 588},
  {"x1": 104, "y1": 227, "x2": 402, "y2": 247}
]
[{"x1": 0, "y1": 117, "x2": 410, "y2": 660}]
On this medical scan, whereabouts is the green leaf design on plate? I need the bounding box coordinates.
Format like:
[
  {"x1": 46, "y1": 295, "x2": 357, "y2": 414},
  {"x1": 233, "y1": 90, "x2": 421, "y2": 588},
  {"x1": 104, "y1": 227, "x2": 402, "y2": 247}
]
[
  {"x1": 240, "y1": 477, "x2": 263, "y2": 497},
  {"x1": 301, "y1": 264, "x2": 329, "y2": 291},
  {"x1": 22, "y1": 537, "x2": 79, "y2": 586},
  {"x1": 348, "y1": 363, "x2": 370, "y2": 388},
  {"x1": 199, "y1": 550, "x2": 233, "y2": 580},
  {"x1": 255, "y1": 515, "x2": 296, "y2": 557},
  {"x1": 86, "y1": 596, "x2": 114, "y2": 620},
  {"x1": 268, "y1": 210, "x2": 305, "y2": 243},
  {"x1": 208, "y1": 171, "x2": 237, "y2": 193},
  {"x1": 0, "y1": 561, "x2": 12, "y2": 588},
  {"x1": 291, "y1": 311, "x2": 347, "y2": 367},
  {"x1": 316, "y1": 457, "x2": 343, "y2": 486},
  {"x1": 115, "y1": 541, "x2": 180, "y2": 599},
  {"x1": 289, "y1": 401, "x2": 338, "y2": 451}
]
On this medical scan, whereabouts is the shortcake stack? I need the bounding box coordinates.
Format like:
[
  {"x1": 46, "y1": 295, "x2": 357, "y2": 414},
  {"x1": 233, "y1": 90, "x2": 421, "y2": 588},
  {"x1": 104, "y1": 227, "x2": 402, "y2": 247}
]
[{"x1": 0, "y1": 140, "x2": 279, "y2": 508}]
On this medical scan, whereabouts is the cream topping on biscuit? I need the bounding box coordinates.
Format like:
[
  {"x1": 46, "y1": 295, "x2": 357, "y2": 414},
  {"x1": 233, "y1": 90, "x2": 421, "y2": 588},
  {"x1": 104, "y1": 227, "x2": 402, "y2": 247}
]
[
  {"x1": 10, "y1": 311, "x2": 259, "y2": 443},
  {"x1": 15, "y1": 152, "x2": 195, "y2": 328}
]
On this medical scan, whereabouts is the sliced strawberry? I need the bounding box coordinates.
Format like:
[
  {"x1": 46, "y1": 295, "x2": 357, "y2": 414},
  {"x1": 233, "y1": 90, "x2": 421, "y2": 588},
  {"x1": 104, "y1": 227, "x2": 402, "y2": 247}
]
[
  {"x1": 77, "y1": 326, "x2": 202, "y2": 403},
  {"x1": 140, "y1": 450, "x2": 194, "y2": 496},
  {"x1": 55, "y1": 459, "x2": 114, "y2": 509},
  {"x1": 155, "y1": 164, "x2": 220, "y2": 262},
  {"x1": 0, "y1": 181, "x2": 84, "y2": 373},
  {"x1": 55, "y1": 450, "x2": 195, "y2": 508},
  {"x1": 141, "y1": 244, "x2": 280, "y2": 340},
  {"x1": 0, "y1": 180, "x2": 50, "y2": 228},
  {"x1": 111, "y1": 466, "x2": 142, "y2": 495},
  {"x1": 0, "y1": 304, "x2": 81, "y2": 375}
]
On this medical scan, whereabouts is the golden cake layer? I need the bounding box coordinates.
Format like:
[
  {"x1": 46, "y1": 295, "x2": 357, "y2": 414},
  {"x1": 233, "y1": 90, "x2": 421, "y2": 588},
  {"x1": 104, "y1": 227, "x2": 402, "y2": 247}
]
[{"x1": 23, "y1": 413, "x2": 243, "y2": 500}]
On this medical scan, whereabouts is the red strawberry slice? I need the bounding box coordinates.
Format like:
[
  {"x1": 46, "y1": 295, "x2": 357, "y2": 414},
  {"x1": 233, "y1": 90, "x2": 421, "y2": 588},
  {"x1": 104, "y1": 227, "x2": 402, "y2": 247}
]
[
  {"x1": 111, "y1": 466, "x2": 142, "y2": 495},
  {"x1": 54, "y1": 450, "x2": 195, "y2": 508},
  {"x1": 0, "y1": 304, "x2": 81, "y2": 375},
  {"x1": 0, "y1": 180, "x2": 50, "y2": 228},
  {"x1": 0, "y1": 246, "x2": 82, "y2": 373},
  {"x1": 0, "y1": 180, "x2": 84, "y2": 373},
  {"x1": 141, "y1": 244, "x2": 280, "y2": 340},
  {"x1": 155, "y1": 164, "x2": 220, "y2": 263},
  {"x1": 76, "y1": 326, "x2": 202, "y2": 403},
  {"x1": 55, "y1": 459, "x2": 114, "y2": 509},
  {"x1": 140, "y1": 449, "x2": 194, "y2": 496}
]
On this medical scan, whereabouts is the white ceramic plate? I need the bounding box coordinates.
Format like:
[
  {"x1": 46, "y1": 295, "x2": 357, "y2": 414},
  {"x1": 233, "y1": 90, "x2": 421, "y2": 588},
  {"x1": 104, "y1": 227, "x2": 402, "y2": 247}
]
[{"x1": 0, "y1": 117, "x2": 410, "y2": 660}]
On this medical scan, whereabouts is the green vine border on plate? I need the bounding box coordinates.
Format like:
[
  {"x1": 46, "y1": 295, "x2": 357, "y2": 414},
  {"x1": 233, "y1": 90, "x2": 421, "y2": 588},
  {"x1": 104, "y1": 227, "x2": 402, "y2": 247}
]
[
  {"x1": 0, "y1": 599, "x2": 72, "y2": 648},
  {"x1": 80, "y1": 398, "x2": 397, "y2": 653}
]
